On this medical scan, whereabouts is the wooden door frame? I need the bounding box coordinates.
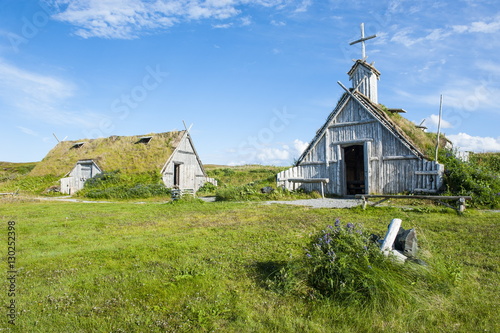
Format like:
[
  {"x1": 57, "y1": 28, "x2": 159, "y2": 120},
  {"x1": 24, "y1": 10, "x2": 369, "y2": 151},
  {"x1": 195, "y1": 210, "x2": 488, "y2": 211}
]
[{"x1": 342, "y1": 142, "x2": 370, "y2": 195}]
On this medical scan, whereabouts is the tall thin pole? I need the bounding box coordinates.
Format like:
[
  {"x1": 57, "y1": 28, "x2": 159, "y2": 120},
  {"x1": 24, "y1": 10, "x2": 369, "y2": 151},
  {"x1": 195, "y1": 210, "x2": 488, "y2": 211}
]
[
  {"x1": 435, "y1": 95, "x2": 443, "y2": 162},
  {"x1": 360, "y1": 23, "x2": 366, "y2": 60}
]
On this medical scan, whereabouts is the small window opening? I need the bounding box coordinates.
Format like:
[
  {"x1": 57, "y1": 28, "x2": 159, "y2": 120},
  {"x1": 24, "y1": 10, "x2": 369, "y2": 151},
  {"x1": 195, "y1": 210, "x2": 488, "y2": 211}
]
[
  {"x1": 71, "y1": 142, "x2": 85, "y2": 149},
  {"x1": 136, "y1": 136, "x2": 153, "y2": 144},
  {"x1": 387, "y1": 108, "x2": 407, "y2": 114}
]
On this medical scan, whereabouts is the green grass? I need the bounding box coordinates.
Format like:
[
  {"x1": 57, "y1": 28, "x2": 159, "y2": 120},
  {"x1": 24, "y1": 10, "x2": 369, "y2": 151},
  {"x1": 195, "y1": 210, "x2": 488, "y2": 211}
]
[
  {"x1": 203, "y1": 164, "x2": 322, "y2": 201},
  {"x1": 0, "y1": 199, "x2": 498, "y2": 332},
  {"x1": 0, "y1": 162, "x2": 37, "y2": 177},
  {"x1": 204, "y1": 164, "x2": 288, "y2": 187}
]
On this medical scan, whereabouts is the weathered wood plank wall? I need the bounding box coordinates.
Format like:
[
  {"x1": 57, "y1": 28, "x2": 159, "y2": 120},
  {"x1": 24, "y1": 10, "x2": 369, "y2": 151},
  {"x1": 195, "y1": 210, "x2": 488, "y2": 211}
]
[{"x1": 278, "y1": 99, "x2": 444, "y2": 195}]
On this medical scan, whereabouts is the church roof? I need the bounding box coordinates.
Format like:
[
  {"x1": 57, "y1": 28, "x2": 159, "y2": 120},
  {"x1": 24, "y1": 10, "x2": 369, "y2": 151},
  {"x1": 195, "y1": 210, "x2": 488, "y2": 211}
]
[
  {"x1": 347, "y1": 60, "x2": 381, "y2": 77},
  {"x1": 296, "y1": 89, "x2": 446, "y2": 165},
  {"x1": 30, "y1": 131, "x2": 186, "y2": 177}
]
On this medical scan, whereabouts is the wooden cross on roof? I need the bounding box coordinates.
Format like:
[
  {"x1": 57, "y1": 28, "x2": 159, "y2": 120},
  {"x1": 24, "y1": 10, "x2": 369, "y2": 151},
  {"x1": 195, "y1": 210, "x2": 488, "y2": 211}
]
[{"x1": 349, "y1": 23, "x2": 377, "y2": 61}]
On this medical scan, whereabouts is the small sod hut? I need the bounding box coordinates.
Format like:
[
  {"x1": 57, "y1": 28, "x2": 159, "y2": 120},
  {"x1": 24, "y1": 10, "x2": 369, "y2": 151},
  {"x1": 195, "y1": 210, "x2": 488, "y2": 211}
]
[
  {"x1": 277, "y1": 27, "x2": 448, "y2": 196},
  {"x1": 30, "y1": 131, "x2": 216, "y2": 194}
]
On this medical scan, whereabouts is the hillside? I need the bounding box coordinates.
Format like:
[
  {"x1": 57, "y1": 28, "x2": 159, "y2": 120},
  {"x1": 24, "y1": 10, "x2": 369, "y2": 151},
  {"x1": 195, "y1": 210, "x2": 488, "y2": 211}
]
[{"x1": 0, "y1": 161, "x2": 37, "y2": 183}]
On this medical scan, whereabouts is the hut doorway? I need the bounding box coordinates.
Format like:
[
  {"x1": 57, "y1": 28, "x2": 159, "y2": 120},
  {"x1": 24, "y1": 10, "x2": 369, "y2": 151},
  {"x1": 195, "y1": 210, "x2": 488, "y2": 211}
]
[
  {"x1": 79, "y1": 162, "x2": 93, "y2": 179},
  {"x1": 344, "y1": 145, "x2": 366, "y2": 195},
  {"x1": 173, "y1": 163, "x2": 181, "y2": 187}
]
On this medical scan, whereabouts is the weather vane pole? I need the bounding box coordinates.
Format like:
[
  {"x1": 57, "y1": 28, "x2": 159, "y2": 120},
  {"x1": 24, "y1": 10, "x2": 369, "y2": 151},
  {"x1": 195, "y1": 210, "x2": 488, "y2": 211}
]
[{"x1": 349, "y1": 23, "x2": 377, "y2": 60}]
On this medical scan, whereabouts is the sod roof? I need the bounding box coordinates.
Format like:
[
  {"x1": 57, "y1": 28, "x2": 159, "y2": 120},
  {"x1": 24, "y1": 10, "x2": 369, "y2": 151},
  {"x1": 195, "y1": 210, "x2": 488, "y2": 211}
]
[
  {"x1": 30, "y1": 131, "x2": 186, "y2": 177},
  {"x1": 296, "y1": 90, "x2": 449, "y2": 165}
]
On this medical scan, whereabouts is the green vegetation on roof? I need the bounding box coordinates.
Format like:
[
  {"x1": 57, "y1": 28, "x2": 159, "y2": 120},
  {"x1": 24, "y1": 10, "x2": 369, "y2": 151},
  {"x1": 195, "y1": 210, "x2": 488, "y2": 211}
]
[
  {"x1": 378, "y1": 104, "x2": 448, "y2": 159},
  {"x1": 30, "y1": 131, "x2": 185, "y2": 177}
]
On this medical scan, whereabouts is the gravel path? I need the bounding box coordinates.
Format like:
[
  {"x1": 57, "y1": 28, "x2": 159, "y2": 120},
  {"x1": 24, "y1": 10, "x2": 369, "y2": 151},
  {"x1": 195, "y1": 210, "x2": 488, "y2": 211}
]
[{"x1": 264, "y1": 198, "x2": 362, "y2": 209}]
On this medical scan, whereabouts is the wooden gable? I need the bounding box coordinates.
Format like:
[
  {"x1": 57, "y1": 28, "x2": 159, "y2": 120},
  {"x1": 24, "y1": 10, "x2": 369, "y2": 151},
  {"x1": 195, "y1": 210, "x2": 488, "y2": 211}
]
[
  {"x1": 296, "y1": 91, "x2": 425, "y2": 167},
  {"x1": 161, "y1": 131, "x2": 209, "y2": 191},
  {"x1": 278, "y1": 56, "x2": 445, "y2": 195}
]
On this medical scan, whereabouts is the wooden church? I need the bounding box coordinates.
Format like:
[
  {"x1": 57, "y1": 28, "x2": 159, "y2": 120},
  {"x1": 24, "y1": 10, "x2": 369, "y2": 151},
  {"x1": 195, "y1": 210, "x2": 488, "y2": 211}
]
[
  {"x1": 30, "y1": 130, "x2": 216, "y2": 195},
  {"x1": 277, "y1": 25, "x2": 445, "y2": 196}
]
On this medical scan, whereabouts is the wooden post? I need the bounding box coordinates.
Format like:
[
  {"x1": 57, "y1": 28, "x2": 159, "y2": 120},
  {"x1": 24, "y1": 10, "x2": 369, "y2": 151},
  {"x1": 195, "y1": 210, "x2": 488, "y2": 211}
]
[
  {"x1": 380, "y1": 218, "x2": 406, "y2": 262},
  {"x1": 458, "y1": 197, "x2": 466, "y2": 213}
]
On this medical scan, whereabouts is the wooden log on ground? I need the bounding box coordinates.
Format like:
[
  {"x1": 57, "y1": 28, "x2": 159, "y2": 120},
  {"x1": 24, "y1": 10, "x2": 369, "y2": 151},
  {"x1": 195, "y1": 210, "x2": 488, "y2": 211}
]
[
  {"x1": 355, "y1": 194, "x2": 472, "y2": 212},
  {"x1": 380, "y1": 218, "x2": 406, "y2": 262}
]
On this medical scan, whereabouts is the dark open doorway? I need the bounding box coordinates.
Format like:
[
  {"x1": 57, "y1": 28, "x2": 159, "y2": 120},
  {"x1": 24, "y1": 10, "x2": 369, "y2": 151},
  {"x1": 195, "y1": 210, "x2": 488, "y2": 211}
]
[
  {"x1": 173, "y1": 163, "x2": 181, "y2": 187},
  {"x1": 344, "y1": 145, "x2": 365, "y2": 195}
]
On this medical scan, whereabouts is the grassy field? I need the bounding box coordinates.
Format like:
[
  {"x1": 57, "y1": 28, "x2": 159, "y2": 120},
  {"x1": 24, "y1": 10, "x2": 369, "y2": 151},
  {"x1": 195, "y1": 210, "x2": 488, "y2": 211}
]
[{"x1": 0, "y1": 198, "x2": 498, "y2": 332}]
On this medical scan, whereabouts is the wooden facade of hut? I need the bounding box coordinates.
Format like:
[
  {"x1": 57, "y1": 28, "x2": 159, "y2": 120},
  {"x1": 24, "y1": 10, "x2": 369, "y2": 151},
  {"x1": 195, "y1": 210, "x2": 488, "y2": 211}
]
[
  {"x1": 30, "y1": 131, "x2": 216, "y2": 195},
  {"x1": 277, "y1": 59, "x2": 445, "y2": 196}
]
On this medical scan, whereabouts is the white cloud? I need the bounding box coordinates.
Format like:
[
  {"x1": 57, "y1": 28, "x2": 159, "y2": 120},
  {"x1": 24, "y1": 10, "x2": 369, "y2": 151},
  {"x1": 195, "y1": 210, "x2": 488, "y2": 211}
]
[
  {"x1": 294, "y1": 0, "x2": 311, "y2": 13},
  {"x1": 227, "y1": 138, "x2": 308, "y2": 166},
  {"x1": 391, "y1": 27, "x2": 451, "y2": 47},
  {"x1": 271, "y1": 20, "x2": 285, "y2": 26},
  {"x1": 240, "y1": 16, "x2": 252, "y2": 26},
  {"x1": 0, "y1": 59, "x2": 100, "y2": 127},
  {"x1": 212, "y1": 23, "x2": 232, "y2": 29},
  {"x1": 47, "y1": 0, "x2": 304, "y2": 39},
  {"x1": 453, "y1": 15, "x2": 500, "y2": 34},
  {"x1": 419, "y1": 114, "x2": 453, "y2": 131},
  {"x1": 447, "y1": 133, "x2": 500, "y2": 152},
  {"x1": 293, "y1": 138, "x2": 308, "y2": 155},
  {"x1": 475, "y1": 61, "x2": 500, "y2": 75},
  {"x1": 17, "y1": 126, "x2": 38, "y2": 137},
  {"x1": 395, "y1": 74, "x2": 500, "y2": 115},
  {"x1": 0, "y1": 60, "x2": 74, "y2": 102},
  {"x1": 256, "y1": 146, "x2": 290, "y2": 163},
  {"x1": 440, "y1": 83, "x2": 499, "y2": 112}
]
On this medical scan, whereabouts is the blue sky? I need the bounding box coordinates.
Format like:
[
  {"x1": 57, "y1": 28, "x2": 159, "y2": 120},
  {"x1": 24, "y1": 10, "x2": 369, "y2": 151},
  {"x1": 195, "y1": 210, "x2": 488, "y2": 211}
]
[{"x1": 1, "y1": 0, "x2": 499, "y2": 165}]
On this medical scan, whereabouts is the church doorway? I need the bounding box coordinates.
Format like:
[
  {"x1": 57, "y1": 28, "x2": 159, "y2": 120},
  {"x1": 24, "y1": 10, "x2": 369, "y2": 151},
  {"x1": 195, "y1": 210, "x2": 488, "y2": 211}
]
[{"x1": 344, "y1": 145, "x2": 366, "y2": 195}]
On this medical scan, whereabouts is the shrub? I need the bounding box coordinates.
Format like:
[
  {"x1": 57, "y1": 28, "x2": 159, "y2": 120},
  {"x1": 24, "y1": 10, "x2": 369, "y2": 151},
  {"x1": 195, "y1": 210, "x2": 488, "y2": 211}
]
[
  {"x1": 78, "y1": 171, "x2": 170, "y2": 199},
  {"x1": 297, "y1": 220, "x2": 457, "y2": 307},
  {"x1": 197, "y1": 182, "x2": 217, "y2": 195},
  {"x1": 215, "y1": 185, "x2": 261, "y2": 201},
  {"x1": 442, "y1": 151, "x2": 500, "y2": 208},
  {"x1": 470, "y1": 152, "x2": 500, "y2": 173},
  {"x1": 304, "y1": 220, "x2": 388, "y2": 302},
  {"x1": 83, "y1": 171, "x2": 121, "y2": 188}
]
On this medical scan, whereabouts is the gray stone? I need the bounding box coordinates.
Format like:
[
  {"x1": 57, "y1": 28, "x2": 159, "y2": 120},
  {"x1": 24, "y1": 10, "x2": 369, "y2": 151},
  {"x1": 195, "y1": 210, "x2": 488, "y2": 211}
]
[{"x1": 394, "y1": 227, "x2": 418, "y2": 258}]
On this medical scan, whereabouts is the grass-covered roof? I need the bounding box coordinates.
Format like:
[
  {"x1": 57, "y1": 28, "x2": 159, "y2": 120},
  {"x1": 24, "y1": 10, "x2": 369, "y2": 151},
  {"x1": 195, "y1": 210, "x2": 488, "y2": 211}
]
[
  {"x1": 376, "y1": 102, "x2": 450, "y2": 159},
  {"x1": 30, "y1": 131, "x2": 185, "y2": 177}
]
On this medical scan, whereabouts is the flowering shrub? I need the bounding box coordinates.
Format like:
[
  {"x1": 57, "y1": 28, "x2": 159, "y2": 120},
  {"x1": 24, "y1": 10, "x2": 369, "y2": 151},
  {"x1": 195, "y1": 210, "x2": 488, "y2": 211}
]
[{"x1": 304, "y1": 219, "x2": 392, "y2": 302}]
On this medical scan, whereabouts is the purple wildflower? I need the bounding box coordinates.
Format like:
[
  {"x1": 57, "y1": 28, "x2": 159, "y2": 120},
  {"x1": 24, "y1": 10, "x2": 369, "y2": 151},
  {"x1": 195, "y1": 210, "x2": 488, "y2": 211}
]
[
  {"x1": 327, "y1": 250, "x2": 336, "y2": 262},
  {"x1": 346, "y1": 223, "x2": 354, "y2": 229},
  {"x1": 334, "y1": 219, "x2": 341, "y2": 227}
]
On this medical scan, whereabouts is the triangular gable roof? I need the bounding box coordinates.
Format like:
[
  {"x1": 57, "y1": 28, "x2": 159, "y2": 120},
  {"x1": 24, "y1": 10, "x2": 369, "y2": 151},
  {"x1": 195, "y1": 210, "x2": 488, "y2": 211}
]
[
  {"x1": 160, "y1": 131, "x2": 208, "y2": 177},
  {"x1": 30, "y1": 131, "x2": 186, "y2": 177},
  {"x1": 296, "y1": 89, "x2": 428, "y2": 165},
  {"x1": 347, "y1": 60, "x2": 381, "y2": 78}
]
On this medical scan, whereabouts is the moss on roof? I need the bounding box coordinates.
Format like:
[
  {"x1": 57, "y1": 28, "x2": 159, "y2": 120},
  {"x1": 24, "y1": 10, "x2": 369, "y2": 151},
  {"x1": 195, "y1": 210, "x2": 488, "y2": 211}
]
[
  {"x1": 377, "y1": 104, "x2": 449, "y2": 159},
  {"x1": 30, "y1": 131, "x2": 185, "y2": 177}
]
